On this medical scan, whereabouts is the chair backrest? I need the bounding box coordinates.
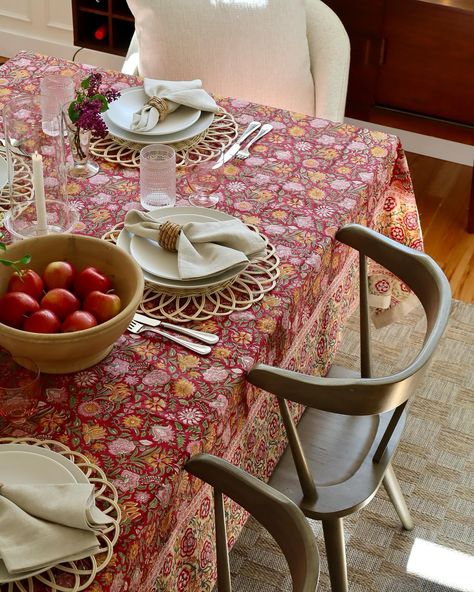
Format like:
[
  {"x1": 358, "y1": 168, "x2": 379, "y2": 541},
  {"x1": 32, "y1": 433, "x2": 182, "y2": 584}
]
[
  {"x1": 123, "y1": 0, "x2": 350, "y2": 122},
  {"x1": 248, "y1": 224, "x2": 452, "y2": 418},
  {"x1": 185, "y1": 453, "x2": 319, "y2": 592}
]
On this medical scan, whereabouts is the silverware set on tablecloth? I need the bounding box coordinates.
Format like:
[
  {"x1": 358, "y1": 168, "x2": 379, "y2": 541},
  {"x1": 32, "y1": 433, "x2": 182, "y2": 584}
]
[
  {"x1": 128, "y1": 313, "x2": 218, "y2": 355},
  {"x1": 221, "y1": 121, "x2": 273, "y2": 163}
]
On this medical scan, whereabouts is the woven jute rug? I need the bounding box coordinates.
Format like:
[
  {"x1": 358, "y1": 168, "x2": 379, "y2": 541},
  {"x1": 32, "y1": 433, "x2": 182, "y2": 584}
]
[{"x1": 230, "y1": 300, "x2": 474, "y2": 592}]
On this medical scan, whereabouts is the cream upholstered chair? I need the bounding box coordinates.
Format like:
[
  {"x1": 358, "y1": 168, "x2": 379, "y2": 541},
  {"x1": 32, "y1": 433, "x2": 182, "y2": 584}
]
[
  {"x1": 247, "y1": 224, "x2": 452, "y2": 592},
  {"x1": 123, "y1": 0, "x2": 350, "y2": 122},
  {"x1": 185, "y1": 453, "x2": 320, "y2": 591}
]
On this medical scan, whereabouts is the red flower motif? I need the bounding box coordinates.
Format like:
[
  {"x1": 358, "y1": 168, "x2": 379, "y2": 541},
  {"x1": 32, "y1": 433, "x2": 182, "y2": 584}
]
[
  {"x1": 317, "y1": 336, "x2": 326, "y2": 358},
  {"x1": 180, "y1": 528, "x2": 197, "y2": 557},
  {"x1": 404, "y1": 211, "x2": 419, "y2": 230},
  {"x1": 200, "y1": 497, "x2": 211, "y2": 518},
  {"x1": 390, "y1": 226, "x2": 405, "y2": 242},
  {"x1": 200, "y1": 540, "x2": 213, "y2": 568},
  {"x1": 177, "y1": 566, "x2": 191, "y2": 591},
  {"x1": 384, "y1": 196, "x2": 397, "y2": 211},
  {"x1": 334, "y1": 286, "x2": 343, "y2": 303},
  {"x1": 375, "y1": 279, "x2": 390, "y2": 293},
  {"x1": 162, "y1": 553, "x2": 173, "y2": 576}
]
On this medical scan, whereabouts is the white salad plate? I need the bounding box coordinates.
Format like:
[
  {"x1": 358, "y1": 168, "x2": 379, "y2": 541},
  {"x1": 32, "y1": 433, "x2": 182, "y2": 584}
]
[
  {"x1": 118, "y1": 206, "x2": 249, "y2": 290},
  {"x1": 0, "y1": 444, "x2": 88, "y2": 583},
  {"x1": 0, "y1": 154, "x2": 7, "y2": 191},
  {"x1": 102, "y1": 110, "x2": 215, "y2": 145},
  {"x1": 107, "y1": 87, "x2": 201, "y2": 135}
]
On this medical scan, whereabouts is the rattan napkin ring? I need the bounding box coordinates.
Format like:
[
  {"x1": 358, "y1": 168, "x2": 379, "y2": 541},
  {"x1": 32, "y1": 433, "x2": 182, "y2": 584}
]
[
  {"x1": 147, "y1": 96, "x2": 169, "y2": 121},
  {"x1": 159, "y1": 221, "x2": 181, "y2": 252}
]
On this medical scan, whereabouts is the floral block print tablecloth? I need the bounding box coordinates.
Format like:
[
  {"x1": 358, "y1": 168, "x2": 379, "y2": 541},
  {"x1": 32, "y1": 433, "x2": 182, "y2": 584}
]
[{"x1": 0, "y1": 52, "x2": 423, "y2": 592}]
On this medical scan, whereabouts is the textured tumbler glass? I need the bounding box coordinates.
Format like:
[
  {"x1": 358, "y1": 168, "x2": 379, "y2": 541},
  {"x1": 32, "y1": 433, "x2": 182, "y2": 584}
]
[
  {"x1": 0, "y1": 352, "x2": 41, "y2": 425},
  {"x1": 140, "y1": 144, "x2": 176, "y2": 210},
  {"x1": 40, "y1": 75, "x2": 75, "y2": 136}
]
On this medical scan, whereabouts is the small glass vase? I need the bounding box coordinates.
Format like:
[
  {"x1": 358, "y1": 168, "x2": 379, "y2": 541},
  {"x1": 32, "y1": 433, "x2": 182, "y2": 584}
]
[{"x1": 62, "y1": 107, "x2": 99, "y2": 178}]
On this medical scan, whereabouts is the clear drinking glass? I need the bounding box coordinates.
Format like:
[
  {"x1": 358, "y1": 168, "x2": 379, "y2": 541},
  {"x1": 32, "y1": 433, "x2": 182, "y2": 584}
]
[
  {"x1": 139, "y1": 144, "x2": 176, "y2": 210},
  {"x1": 0, "y1": 351, "x2": 41, "y2": 425},
  {"x1": 185, "y1": 151, "x2": 223, "y2": 207},
  {"x1": 40, "y1": 75, "x2": 75, "y2": 136},
  {"x1": 3, "y1": 94, "x2": 79, "y2": 239}
]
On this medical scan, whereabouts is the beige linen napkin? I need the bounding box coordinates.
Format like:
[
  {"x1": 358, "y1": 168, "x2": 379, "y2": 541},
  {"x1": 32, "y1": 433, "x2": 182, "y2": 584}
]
[
  {"x1": 0, "y1": 483, "x2": 113, "y2": 576},
  {"x1": 125, "y1": 210, "x2": 266, "y2": 280},
  {"x1": 131, "y1": 78, "x2": 219, "y2": 132}
]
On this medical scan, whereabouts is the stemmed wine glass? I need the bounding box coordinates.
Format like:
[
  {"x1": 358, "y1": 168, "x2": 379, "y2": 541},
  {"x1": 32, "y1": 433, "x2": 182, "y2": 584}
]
[{"x1": 185, "y1": 150, "x2": 223, "y2": 207}]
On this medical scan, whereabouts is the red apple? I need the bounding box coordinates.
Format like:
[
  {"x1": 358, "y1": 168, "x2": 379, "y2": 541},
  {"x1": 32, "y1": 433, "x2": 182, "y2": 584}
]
[
  {"x1": 23, "y1": 309, "x2": 61, "y2": 333},
  {"x1": 40, "y1": 288, "x2": 80, "y2": 321},
  {"x1": 62, "y1": 310, "x2": 98, "y2": 332},
  {"x1": 0, "y1": 292, "x2": 40, "y2": 328},
  {"x1": 42, "y1": 260, "x2": 77, "y2": 291},
  {"x1": 83, "y1": 290, "x2": 121, "y2": 324},
  {"x1": 7, "y1": 269, "x2": 44, "y2": 301},
  {"x1": 74, "y1": 266, "x2": 112, "y2": 299}
]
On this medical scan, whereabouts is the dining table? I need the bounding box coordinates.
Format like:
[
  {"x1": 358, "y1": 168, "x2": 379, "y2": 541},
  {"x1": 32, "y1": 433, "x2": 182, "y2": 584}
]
[{"x1": 0, "y1": 51, "x2": 424, "y2": 592}]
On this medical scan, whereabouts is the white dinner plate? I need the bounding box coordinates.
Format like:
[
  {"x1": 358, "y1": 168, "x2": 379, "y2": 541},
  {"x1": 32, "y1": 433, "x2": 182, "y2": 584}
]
[
  {"x1": 102, "y1": 110, "x2": 215, "y2": 145},
  {"x1": 118, "y1": 206, "x2": 249, "y2": 290},
  {"x1": 0, "y1": 445, "x2": 88, "y2": 583},
  {"x1": 0, "y1": 154, "x2": 7, "y2": 191},
  {"x1": 107, "y1": 87, "x2": 201, "y2": 135}
]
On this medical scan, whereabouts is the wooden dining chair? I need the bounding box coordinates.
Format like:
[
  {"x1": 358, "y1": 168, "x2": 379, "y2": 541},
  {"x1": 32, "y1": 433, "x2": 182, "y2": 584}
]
[
  {"x1": 185, "y1": 453, "x2": 320, "y2": 592},
  {"x1": 123, "y1": 0, "x2": 350, "y2": 122},
  {"x1": 247, "y1": 223, "x2": 452, "y2": 592}
]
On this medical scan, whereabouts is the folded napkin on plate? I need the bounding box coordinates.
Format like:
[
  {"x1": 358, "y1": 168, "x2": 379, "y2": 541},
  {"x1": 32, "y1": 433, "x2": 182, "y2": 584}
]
[
  {"x1": 0, "y1": 483, "x2": 113, "y2": 576},
  {"x1": 131, "y1": 78, "x2": 219, "y2": 132},
  {"x1": 125, "y1": 210, "x2": 266, "y2": 280}
]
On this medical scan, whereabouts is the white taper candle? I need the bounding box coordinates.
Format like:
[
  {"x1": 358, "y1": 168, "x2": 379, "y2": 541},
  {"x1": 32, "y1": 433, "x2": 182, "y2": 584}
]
[{"x1": 32, "y1": 151, "x2": 48, "y2": 235}]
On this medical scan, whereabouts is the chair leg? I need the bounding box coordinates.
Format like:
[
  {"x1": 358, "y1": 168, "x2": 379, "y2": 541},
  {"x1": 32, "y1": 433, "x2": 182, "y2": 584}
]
[
  {"x1": 383, "y1": 463, "x2": 414, "y2": 531},
  {"x1": 322, "y1": 518, "x2": 348, "y2": 592}
]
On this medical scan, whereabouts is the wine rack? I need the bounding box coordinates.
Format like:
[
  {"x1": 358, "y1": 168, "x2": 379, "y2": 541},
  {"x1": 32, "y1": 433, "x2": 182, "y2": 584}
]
[{"x1": 71, "y1": 0, "x2": 135, "y2": 56}]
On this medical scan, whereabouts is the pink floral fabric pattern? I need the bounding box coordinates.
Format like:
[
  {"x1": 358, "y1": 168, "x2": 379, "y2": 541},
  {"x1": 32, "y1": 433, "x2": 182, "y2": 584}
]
[{"x1": 0, "y1": 53, "x2": 423, "y2": 592}]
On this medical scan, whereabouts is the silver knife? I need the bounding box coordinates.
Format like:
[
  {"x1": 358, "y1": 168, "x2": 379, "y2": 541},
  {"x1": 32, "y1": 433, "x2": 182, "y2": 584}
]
[
  {"x1": 222, "y1": 121, "x2": 261, "y2": 164},
  {"x1": 133, "y1": 313, "x2": 219, "y2": 345}
]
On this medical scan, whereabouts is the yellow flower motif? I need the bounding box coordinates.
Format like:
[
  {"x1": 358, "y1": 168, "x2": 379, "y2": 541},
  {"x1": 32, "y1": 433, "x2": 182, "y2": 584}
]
[
  {"x1": 303, "y1": 158, "x2": 319, "y2": 169},
  {"x1": 241, "y1": 215, "x2": 261, "y2": 225},
  {"x1": 61, "y1": 68, "x2": 76, "y2": 77},
  {"x1": 39, "y1": 412, "x2": 65, "y2": 432},
  {"x1": 120, "y1": 501, "x2": 141, "y2": 522},
  {"x1": 173, "y1": 378, "x2": 194, "y2": 398},
  {"x1": 253, "y1": 144, "x2": 267, "y2": 153},
  {"x1": 255, "y1": 190, "x2": 273, "y2": 202},
  {"x1": 81, "y1": 401, "x2": 101, "y2": 415},
  {"x1": 262, "y1": 295, "x2": 281, "y2": 309},
  {"x1": 132, "y1": 341, "x2": 159, "y2": 359},
  {"x1": 0, "y1": 88, "x2": 12, "y2": 97},
  {"x1": 187, "y1": 441, "x2": 202, "y2": 456},
  {"x1": 105, "y1": 381, "x2": 131, "y2": 402},
  {"x1": 289, "y1": 126, "x2": 305, "y2": 137},
  {"x1": 308, "y1": 171, "x2": 326, "y2": 182},
  {"x1": 272, "y1": 210, "x2": 287, "y2": 220},
  {"x1": 370, "y1": 130, "x2": 388, "y2": 141},
  {"x1": 370, "y1": 146, "x2": 388, "y2": 158},
  {"x1": 280, "y1": 263, "x2": 295, "y2": 278},
  {"x1": 337, "y1": 166, "x2": 351, "y2": 174},
  {"x1": 65, "y1": 181, "x2": 82, "y2": 195},
  {"x1": 257, "y1": 317, "x2": 277, "y2": 334},
  {"x1": 129, "y1": 542, "x2": 140, "y2": 562},
  {"x1": 91, "y1": 209, "x2": 111, "y2": 224},
  {"x1": 309, "y1": 188, "x2": 325, "y2": 200},
  {"x1": 198, "y1": 320, "x2": 218, "y2": 333},
  {"x1": 144, "y1": 397, "x2": 166, "y2": 412},
  {"x1": 213, "y1": 346, "x2": 232, "y2": 359},
  {"x1": 123, "y1": 415, "x2": 142, "y2": 429},
  {"x1": 83, "y1": 424, "x2": 107, "y2": 444},
  {"x1": 223, "y1": 164, "x2": 239, "y2": 176},
  {"x1": 233, "y1": 331, "x2": 252, "y2": 345},
  {"x1": 319, "y1": 148, "x2": 338, "y2": 160},
  {"x1": 292, "y1": 113, "x2": 306, "y2": 121},
  {"x1": 288, "y1": 197, "x2": 303, "y2": 208},
  {"x1": 91, "y1": 442, "x2": 106, "y2": 451},
  {"x1": 178, "y1": 354, "x2": 201, "y2": 371}
]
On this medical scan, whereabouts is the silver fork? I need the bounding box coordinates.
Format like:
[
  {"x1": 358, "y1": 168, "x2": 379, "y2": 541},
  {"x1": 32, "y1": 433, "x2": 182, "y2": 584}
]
[
  {"x1": 133, "y1": 313, "x2": 219, "y2": 345},
  {"x1": 127, "y1": 319, "x2": 211, "y2": 355},
  {"x1": 236, "y1": 124, "x2": 273, "y2": 160}
]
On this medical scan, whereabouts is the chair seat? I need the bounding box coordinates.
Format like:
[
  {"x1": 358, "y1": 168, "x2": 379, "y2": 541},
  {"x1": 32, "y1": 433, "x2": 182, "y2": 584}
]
[{"x1": 269, "y1": 403, "x2": 406, "y2": 520}]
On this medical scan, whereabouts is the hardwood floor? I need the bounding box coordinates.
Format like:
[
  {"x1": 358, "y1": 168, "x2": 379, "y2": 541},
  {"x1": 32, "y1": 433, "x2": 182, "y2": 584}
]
[{"x1": 406, "y1": 152, "x2": 473, "y2": 303}]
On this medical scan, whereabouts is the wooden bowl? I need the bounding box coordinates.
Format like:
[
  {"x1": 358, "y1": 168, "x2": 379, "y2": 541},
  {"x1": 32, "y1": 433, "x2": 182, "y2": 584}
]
[{"x1": 0, "y1": 234, "x2": 144, "y2": 374}]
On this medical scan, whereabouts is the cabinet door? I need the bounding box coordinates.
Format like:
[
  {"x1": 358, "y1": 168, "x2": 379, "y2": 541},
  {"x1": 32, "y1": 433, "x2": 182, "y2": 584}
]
[{"x1": 376, "y1": 0, "x2": 474, "y2": 125}]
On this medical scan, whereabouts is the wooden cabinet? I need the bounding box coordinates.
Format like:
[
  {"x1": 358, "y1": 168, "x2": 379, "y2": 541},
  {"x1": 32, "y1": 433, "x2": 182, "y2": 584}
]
[
  {"x1": 71, "y1": 0, "x2": 134, "y2": 57},
  {"x1": 324, "y1": 0, "x2": 474, "y2": 145}
]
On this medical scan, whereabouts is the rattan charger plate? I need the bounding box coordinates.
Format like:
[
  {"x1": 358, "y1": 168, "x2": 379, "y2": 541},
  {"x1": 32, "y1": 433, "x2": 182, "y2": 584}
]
[
  {"x1": 102, "y1": 222, "x2": 280, "y2": 323},
  {"x1": 90, "y1": 109, "x2": 238, "y2": 168},
  {"x1": 0, "y1": 437, "x2": 121, "y2": 592}
]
